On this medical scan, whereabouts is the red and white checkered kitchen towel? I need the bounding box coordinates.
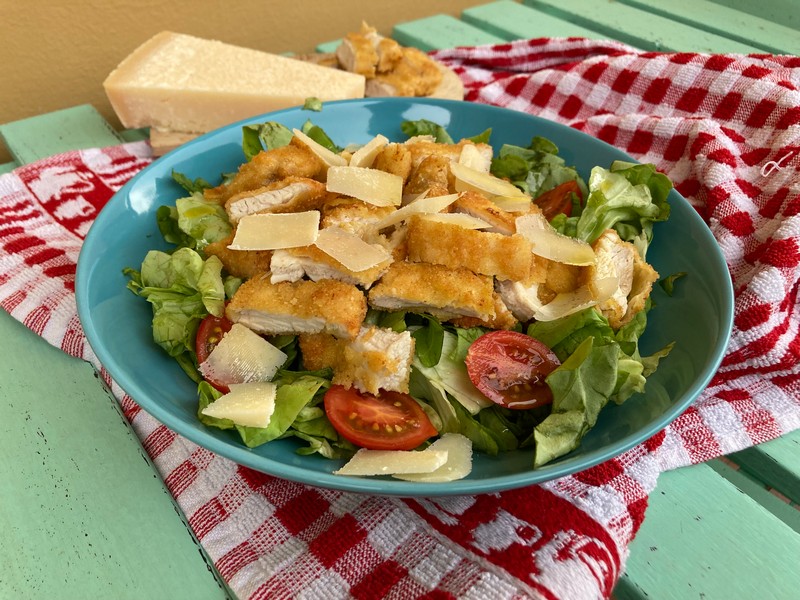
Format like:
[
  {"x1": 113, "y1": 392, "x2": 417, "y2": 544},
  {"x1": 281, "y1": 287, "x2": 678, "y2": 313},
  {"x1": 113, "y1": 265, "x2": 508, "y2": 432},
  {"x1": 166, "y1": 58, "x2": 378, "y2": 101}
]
[{"x1": 1, "y1": 38, "x2": 799, "y2": 599}]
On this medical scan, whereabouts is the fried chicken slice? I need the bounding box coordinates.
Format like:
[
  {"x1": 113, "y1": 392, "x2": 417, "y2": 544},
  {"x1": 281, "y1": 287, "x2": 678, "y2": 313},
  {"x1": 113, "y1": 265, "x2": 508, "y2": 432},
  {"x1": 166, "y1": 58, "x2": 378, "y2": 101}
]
[
  {"x1": 299, "y1": 326, "x2": 415, "y2": 394},
  {"x1": 368, "y1": 260, "x2": 496, "y2": 322},
  {"x1": 204, "y1": 138, "x2": 326, "y2": 203},
  {"x1": 405, "y1": 214, "x2": 532, "y2": 281},
  {"x1": 226, "y1": 276, "x2": 367, "y2": 339},
  {"x1": 204, "y1": 233, "x2": 272, "y2": 279},
  {"x1": 225, "y1": 176, "x2": 328, "y2": 223}
]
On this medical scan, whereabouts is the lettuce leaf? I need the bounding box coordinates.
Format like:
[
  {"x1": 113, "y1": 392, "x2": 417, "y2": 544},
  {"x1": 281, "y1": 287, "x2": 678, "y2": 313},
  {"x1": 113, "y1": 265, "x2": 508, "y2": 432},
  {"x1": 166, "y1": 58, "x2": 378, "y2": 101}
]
[
  {"x1": 576, "y1": 161, "x2": 671, "y2": 251},
  {"x1": 125, "y1": 248, "x2": 225, "y2": 371},
  {"x1": 490, "y1": 137, "x2": 588, "y2": 199},
  {"x1": 534, "y1": 337, "x2": 618, "y2": 467},
  {"x1": 174, "y1": 195, "x2": 232, "y2": 252}
]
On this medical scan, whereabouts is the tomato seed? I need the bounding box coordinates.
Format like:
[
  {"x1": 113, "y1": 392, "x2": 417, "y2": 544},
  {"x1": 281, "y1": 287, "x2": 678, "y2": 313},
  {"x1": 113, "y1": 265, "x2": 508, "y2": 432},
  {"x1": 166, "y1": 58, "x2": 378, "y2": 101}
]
[{"x1": 394, "y1": 425, "x2": 403, "y2": 433}]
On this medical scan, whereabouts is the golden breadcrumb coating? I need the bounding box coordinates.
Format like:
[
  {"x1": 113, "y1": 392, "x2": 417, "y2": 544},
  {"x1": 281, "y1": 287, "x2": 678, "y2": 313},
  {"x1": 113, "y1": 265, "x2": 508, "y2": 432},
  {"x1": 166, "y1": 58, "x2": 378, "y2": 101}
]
[
  {"x1": 204, "y1": 138, "x2": 326, "y2": 203},
  {"x1": 368, "y1": 260, "x2": 496, "y2": 321},
  {"x1": 204, "y1": 233, "x2": 272, "y2": 279},
  {"x1": 405, "y1": 215, "x2": 532, "y2": 281},
  {"x1": 226, "y1": 276, "x2": 367, "y2": 339},
  {"x1": 224, "y1": 176, "x2": 328, "y2": 223}
]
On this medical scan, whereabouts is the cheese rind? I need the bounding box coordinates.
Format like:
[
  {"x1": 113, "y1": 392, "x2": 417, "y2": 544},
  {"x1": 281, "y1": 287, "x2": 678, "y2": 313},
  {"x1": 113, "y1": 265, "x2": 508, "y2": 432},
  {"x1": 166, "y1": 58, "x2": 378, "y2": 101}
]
[{"x1": 104, "y1": 31, "x2": 366, "y2": 132}]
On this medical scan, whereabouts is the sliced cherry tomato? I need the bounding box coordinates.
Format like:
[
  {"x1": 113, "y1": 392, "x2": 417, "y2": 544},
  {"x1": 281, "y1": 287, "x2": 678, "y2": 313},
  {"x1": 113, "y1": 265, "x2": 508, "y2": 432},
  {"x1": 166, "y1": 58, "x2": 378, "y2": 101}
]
[
  {"x1": 465, "y1": 330, "x2": 560, "y2": 410},
  {"x1": 196, "y1": 314, "x2": 234, "y2": 392},
  {"x1": 533, "y1": 180, "x2": 582, "y2": 220},
  {"x1": 324, "y1": 385, "x2": 438, "y2": 450}
]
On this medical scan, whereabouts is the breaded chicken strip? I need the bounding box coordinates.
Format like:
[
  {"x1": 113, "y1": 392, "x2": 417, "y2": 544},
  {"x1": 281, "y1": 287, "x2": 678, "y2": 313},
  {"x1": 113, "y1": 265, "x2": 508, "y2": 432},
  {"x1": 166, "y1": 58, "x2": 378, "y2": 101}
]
[
  {"x1": 405, "y1": 215, "x2": 532, "y2": 281},
  {"x1": 404, "y1": 154, "x2": 453, "y2": 197},
  {"x1": 269, "y1": 243, "x2": 392, "y2": 288},
  {"x1": 322, "y1": 199, "x2": 408, "y2": 260},
  {"x1": 365, "y1": 47, "x2": 443, "y2": 97},
  {"x1": 372, "y1": 143, "x2": 413, "y2": 184},
  {"x1": 452, "y1": 191, "x2": 517, "y2": 235},
  {"x1": 204, "y1": 138, "x2": 326, "y2": 203},
  {"x1": 368, "y1": 260, "x2": 496, "y2": 322},
  {"x1": 226, "y1": 276, "x2": 367, "y2": 339},
  {"x1": 225, "y1": 176, "x2": 328, "y2": 224},
  {"x1": 404, "y1": 139, "x2": 493, "y2": 169},
  {"x1": 450, "y1": 292, "x2": 519, "y2": 330},
  {"x1": 299, "y1": 326, "x2": 415, "y2": 394},
  {"x1": 204, "y1": 233, "x2": 272, "y2": 279},
  {"x1": 586, "y1": 229, "x2": 658, "y2": 329}
]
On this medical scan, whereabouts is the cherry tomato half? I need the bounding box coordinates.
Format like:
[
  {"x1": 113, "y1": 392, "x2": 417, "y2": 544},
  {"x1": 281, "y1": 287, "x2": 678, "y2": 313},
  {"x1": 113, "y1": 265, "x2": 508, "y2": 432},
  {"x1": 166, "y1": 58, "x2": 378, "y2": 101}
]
[
  {"x1": 196, "y1": 314, "x2": 234, "y2": 392},
  {"x1": 533, "y1": 180, "x2": 581, "y2": 220},
  {"x1": 324, "y1": 385, "x2": 438, "y2": 450},
  {"x1": 465, "y1": 330, "x2": 561, "y2": 410}
]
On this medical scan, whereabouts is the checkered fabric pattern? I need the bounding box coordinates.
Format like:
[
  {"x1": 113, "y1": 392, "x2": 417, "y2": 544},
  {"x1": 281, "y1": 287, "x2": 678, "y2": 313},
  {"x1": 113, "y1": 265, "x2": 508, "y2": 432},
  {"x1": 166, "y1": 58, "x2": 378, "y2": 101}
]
[{"x1": 1, "y1": 38, "x2": 799, "y2": 599}]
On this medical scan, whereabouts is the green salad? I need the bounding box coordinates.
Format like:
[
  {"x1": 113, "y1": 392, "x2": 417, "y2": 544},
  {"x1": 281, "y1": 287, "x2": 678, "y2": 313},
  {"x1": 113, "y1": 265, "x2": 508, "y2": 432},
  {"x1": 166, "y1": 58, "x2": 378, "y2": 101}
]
[{"x1": 125, "y1": 116, "x2": 675, "y2": 476}]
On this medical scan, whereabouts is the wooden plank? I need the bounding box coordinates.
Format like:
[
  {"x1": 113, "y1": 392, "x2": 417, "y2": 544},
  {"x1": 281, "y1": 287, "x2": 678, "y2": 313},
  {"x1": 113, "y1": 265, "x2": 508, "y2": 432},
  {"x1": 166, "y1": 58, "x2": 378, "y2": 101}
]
[
  {"x1": 712, "y1": 0, "x2": 799, "y2": 29},
  {"x1": 614, "y1": 462, "x2": 800, "y2": 600},
  {"x1": 392, "y1": 14, "x2": 507, "y2": 51},
  {"x1": 462, "y1": 0, "x2": 610, "y2": 42},
  {"x1": 522, "y1": 0, "x2": 765, "y2": 53},
  {"x1": 620, "y1": 0, "x2": 800, "y2": 55},
  {"x1": 728, "y1": 429, "x2": 800, "y2": 504},
  {"x1": 0, "y1": 105, "x2": 123, "y2": 165},
  {"x1": 0, "y1": 312, "x2": 231, "y2": 599}
]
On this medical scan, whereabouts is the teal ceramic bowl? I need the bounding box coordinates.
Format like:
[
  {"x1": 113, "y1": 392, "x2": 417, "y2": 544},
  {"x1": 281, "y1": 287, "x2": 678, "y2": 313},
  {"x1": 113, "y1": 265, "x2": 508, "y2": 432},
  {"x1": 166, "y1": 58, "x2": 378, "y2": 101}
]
[{"x1": 76, "y1": 98, "x2": 733, "y2": 496}]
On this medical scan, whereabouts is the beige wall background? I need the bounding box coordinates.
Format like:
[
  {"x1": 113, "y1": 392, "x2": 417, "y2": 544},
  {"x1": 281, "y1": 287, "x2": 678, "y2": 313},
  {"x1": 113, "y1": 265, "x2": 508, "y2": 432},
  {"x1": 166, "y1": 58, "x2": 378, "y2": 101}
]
[{"x1": 1, "y1": 0, "x2": 490, "y2": 163}]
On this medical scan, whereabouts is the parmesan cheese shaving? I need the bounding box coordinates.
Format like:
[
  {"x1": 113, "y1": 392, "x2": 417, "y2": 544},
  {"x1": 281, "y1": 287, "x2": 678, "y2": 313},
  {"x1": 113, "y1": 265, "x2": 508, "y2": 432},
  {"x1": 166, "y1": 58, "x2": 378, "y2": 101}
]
[
  {"x1": 313, "y1": 227, "x2": 392, "y2": 272},
  {"x1": 334, "y1": 447, "x2": 449, "y2": 476},
  {"x1": 451, "y1": 161, "x2": 528, "y2": 199},
  {"x1": 292, "y1": 128, "x2": 348, "y2": 167},
  {"x1": 515, "y1": 211, "x2": 595, "y2": 266},
  {"x1": 349, "y1": 134, "x2": 390, "y2": 168},
  {"x1": 228, "y1": 211, "x2": 320, "y2": 250},
  {"x1": 200, "y1": 382, "x2": 277, "y2": 428},
  {"x1": 418, "y1": 212, "x2": 492, "y2": 229},
  {"x1": 326, "y1": 166, "x2": 403, "y2": 207},
  {"x1": 199, "y1": 323, "x2": 287, "y2": 385},
  {"x1": 373, "y1": 193, "x2": 460, "y2": 230},
  {"x1": 458, "y1": 144, "x2": 491, "y2": 172}
]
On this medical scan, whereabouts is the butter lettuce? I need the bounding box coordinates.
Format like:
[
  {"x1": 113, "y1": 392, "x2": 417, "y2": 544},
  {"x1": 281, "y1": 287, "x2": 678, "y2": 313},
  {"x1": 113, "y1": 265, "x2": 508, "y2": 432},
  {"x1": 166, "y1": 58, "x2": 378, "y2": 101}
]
[
  {"x1": 575, "y1": 161, "x2": 671, "y2": 252},
  {"x1": 491, "y1": 136, "x2": 588, "y2": 200},
  {"x1": 125, "y1": 247, "x2": 225, "y2": 381}
]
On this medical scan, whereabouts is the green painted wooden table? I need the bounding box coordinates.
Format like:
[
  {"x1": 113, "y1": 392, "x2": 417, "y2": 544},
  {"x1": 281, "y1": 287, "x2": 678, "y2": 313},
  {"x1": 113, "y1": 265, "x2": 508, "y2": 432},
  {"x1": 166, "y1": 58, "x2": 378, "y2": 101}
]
[{"x1": 2, "y1": 2, "x2": 799, "y2": 598}]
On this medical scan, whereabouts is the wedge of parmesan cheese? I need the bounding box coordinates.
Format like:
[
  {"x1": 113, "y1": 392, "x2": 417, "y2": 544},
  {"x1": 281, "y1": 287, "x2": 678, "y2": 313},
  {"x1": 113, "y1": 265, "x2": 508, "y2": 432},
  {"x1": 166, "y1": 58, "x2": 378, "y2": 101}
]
[
  {"x1": 199, "y1": 323, "x2": 287, "y2": 386},
  {"x1": 103, "y1": 31, "x2": 366, "y2": 133},
  {"x1": 334, "y1": 447, "x2": 448, "y2": 476},
  {"x1": 313, "y1": 227, "x2": 392, "y2": 272},
  {"x1": 228, "y1": 211, "x2": 320, "y2": 251},
  {"x1": 201, "y1": 382, "x2": 277, "y2": 428}
]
